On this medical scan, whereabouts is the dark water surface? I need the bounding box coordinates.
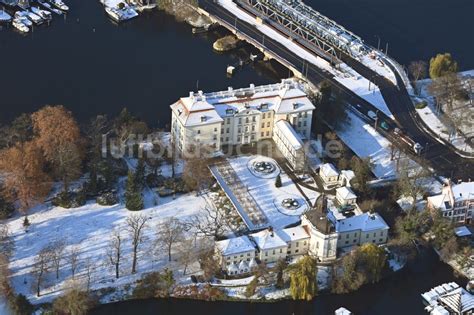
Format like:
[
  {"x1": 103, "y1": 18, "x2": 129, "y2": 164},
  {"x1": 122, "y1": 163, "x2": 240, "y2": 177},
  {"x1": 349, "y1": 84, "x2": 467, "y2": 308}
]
[
  {"x1": 90, "y1": 248, "x2": 467, "y2": 315},
  {"x1": 0, "y1": 0, "x2": 473, "y2": 126}
]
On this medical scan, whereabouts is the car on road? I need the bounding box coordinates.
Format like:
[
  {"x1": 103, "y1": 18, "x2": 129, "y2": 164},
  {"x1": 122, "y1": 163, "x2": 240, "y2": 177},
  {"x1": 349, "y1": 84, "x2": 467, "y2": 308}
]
[
  {"x1": 413, "y1": 142, "x2": 423, "y2": 155},
  {"x1": 368, "y1": 110, "x2": 377, "y2": 120}
]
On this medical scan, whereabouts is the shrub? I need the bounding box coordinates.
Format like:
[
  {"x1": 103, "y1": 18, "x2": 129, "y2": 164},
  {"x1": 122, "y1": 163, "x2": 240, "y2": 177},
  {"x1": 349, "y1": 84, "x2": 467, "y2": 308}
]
[
  {"x1": 415, "y1": 101, "x2": 427, "y2": 109},
  {"x1": 52, "y1": 289, "x2": 97, "y2": 315},
  {"x1": 244, "y1": 277, "x2": 258, "y2": 298},
  {"x1": 0, "y1": 197, "x2": 15, "y2": 220},
  {"x1": 96, "y1": 192, "x2": 118, "y2": 206},
  {"x1": 8, "y1": 293, "x2": 34, "y2": 315},
  {"x1": 132, "y1": 270, "x2": 175, "y2": 299}
]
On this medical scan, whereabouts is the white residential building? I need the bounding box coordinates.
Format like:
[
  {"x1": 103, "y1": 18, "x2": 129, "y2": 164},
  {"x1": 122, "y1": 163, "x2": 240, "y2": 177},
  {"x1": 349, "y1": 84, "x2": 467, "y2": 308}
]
[
  {"x1": 330, "y1": 212, "x2": 389, "y2": 248},
  {"x1": 215, "y1": 235, "x2": 257, "y2": 275},
  {"x1": 427, "y1": 181, "x2": 474, "y2": 225},
  {"x1": 273, "y1": 120, "x2": 305, "y2": 171},
  {"x1": 250, "y1": 228, "x2": 288, "y2": 264},
  {"x1": 278, "y1": 225, "x2": 310, "y2": 257},
  {"x1": 319, "y1": 163, "x2": 340, "y2": 189},
  {"x1": 335, "y1": 186, "x2": 357, "y2": 206},
  {"x1": 170, "y1": 79, "x2": 315, "y2": 164}
]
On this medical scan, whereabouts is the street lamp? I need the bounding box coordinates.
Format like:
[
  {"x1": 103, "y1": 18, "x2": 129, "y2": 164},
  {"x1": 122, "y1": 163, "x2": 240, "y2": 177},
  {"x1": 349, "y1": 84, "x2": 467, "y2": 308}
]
[{"x1": 374, "y1": 35, "x2": 381, "y2": 51}]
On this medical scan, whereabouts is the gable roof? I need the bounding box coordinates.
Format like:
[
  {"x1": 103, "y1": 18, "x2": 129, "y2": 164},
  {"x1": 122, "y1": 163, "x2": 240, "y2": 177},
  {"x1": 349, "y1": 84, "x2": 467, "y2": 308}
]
[
  {"x1": 278, "y1": 225, "x2": 310, "y2": 242},
  {"x1": 320, "y1": 163, "x2": 339, "y2": 177},
  {"x1": 336, "y1": 187, "x2": 357, "y2": 200},
  {"x1": 250, "y1": 229, "x2": 287, "y2": 250},
  {"x1": 216, "y1": 236, "x2": 255, "y2": 256},
  {"x1": 332, "y1": 212, "x2": 389, "y2": 233}
]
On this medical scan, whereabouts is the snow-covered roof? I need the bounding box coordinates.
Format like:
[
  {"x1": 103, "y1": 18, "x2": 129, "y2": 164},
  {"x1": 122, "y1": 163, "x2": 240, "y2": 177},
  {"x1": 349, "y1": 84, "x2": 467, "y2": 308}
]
[
  {"x1": 334, "y1": 307, "x2": 352, "y2": 315},
  {"x1": 170, "y1": 97, "x2": 223, "y2": 127},
  {"x1": 278, "y1": 225, "x2": 310, "y2": 243},
  {"x1": 320, "y1": 163, "x2": 339, "y2": 177},
  {"x1": 422, "y1": 282, "x2": 474, "y2": 313},
  {"x1": 428, "y1": 182, "x2": 474, "y2": 210},
  {"x1": 238, "y1": 260, "x2": 249, "y2": 271},
  {"x1": 340, "y1": 170, "x2": 355, "y2": 182},
  {"x1": 454, "y1": 226, "x2": 472, "y2": 237},
  {"x1": 249, "y1": 258, "x2": 258, "y2": 269},
  {"x1": 274, "y1": 120, "x2": 304, "y2": 150},
  {"x1": 216, "y1": 236, "x2": 255, "y2": 256},
  {"x1": 171, "y1": 79, "x2": 314, "y2": 127},
  {"x1": 250, "y1": 229, "x2": 287, "y2": 250},
  {"x1": 332, "y1": 212, "x2": 389, "y2": 233},
  {"x1": 228, "y1": 263, "x2": 239, "y2": 273},
  {"x1": 336, "y1": 187, "x2": 357, "y2": 200}
]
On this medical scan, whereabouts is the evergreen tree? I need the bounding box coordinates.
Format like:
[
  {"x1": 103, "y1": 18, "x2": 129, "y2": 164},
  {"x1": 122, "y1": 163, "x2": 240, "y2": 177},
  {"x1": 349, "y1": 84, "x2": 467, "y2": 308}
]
[
  {"x1": 289, "y1": 256, "x2": 317, "y2": 301},
  {"x1": 125, "y1": 171, "x2": 143, "y2": 211},
  {"x1": 244, "y1": 277, "x2": 258, "y2": 297},
  {"x1": 275, "y1": 174, "x2": 282, "y2": 188},
  {"x1": 134, "y1": 159, "x2": 146, "y2": 189}
]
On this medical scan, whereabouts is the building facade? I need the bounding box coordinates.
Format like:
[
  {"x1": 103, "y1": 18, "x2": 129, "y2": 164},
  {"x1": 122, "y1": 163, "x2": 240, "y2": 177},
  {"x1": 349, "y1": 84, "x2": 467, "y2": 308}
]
[
  {"x1": 170, "y1": 80, "x2": 315, "y2": 165},
  {"x1": 427, "y1": 181, "x2": 474, "y2": 225}
]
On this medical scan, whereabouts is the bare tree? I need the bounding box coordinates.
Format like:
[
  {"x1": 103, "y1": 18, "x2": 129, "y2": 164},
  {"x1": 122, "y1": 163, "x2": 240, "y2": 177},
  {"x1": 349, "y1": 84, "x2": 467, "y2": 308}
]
[
  {"x1": 32, "y1": 248, "x2": 51, "y2": 297},
  {"x1": 156, "y1": 218, "x2": 185, "y2": 262},
  {"x1": 409, "y1": 60, "x2": 427, "y2": 95},
  {"x1": 191, "y1": 206, "x2": 228, "y2": 240},
  {"x1": 84, "y1": 256, "x2": 95, "y2": 292},
  {"x1": 68, "y1": 246, "x2": 81, "y2": 279},
  {"x1": 126, "y1": 214, "x2": 149, "y2": 274},
  {"x1": 428, "y1": 73, "x2": 465, "y2": 112},
  {"x1": 395, "y1": 162, "x2": 429, "y2": 212},
  {"x1": 47, "y1": 240, "x2": 66, "y2": 280},
  {"x1": 107, "y1": 229, "x2": 122, "y2": 279},
  {"x1": 177, "y1": 238, "x2": 196, "y2": 275}
]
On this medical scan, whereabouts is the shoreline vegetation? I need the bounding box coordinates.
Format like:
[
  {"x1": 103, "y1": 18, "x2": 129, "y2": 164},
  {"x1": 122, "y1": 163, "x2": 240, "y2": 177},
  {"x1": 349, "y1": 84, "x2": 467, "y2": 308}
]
[
  {"x1": 213, "y1": 35, "x2": 240, "y2": 52},
  {"x1": 157, "y1": 0, "x2": 211, "y2": 27}
]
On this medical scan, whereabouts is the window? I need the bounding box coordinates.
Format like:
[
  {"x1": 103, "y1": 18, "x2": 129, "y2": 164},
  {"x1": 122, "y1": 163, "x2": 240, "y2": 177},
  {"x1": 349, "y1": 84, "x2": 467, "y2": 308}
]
[
  {"x1": 262, "y1": 113, "x2": 266, "y2": 119},
  {"x1": 366, "y1": 234, "x2": 369, "y2": 238},
  {"x1": 380, "y1": 231, "x2": 384, "y2": 236},
  {"x1": 237, "y1": 136, "x2": 241, "y2": 142},
  {"x1": 214, "y1": 127, "x2": 217, "y2": 132},
  {"x1": 261, "y1": 123, "x2": 265, "y2": 128},
  {"x1": 272, "y1": 249, "x2": 275, "y2": 255},
  {"x1": 227, "y1": 118, "x2": 231, "y2": 124},
  {"x1": 261, "y1": 132, "x2": 264, "y2": 137},
  {"x1": 197, "y1": 130, "x2": 201, "y2": 134},
  {"x1": 295, "y1": 249, "x2": 299, "y2": 253},
  {"x1": 279, "y1": 248, "x2": 282, "y2": 253},
  {"x1": 245, "y1": 126, "x2": 249, "y2": 132},
  {"x1": 265, "y1": 251, "x2": 268, "y2": 257},
  {"x1": 240, "y1": 254, "x2": 243, "y2": 258},
  {"x1": 252, "y1": 116, "x2": 256, "y2": 122},
  {"x1": 303, "y1": 121, "x2": 307, "y2": 127},
  {"x1": 346, "y1": 234, "x2": 349, "y2": 239},
  {"x1": 345, "y1": 241, "x2": 349, "y2": 245},
  {"x1": 246, "y1": 117, "x2": 249, "y2": 123},
  {"x1": 266, "y1": 131, "x2": 270, "y2": 136},
  {"x1": 226, "y1": 137, "x2": 229, "y2": 142},
  {"x1": 252, "y1": 125, "x2": 255, "y2": 131},
  {"x1": 226, "y1": 128, "x2": 230, "y2": 133},
  {"x1": 251, "y1": 135, "x2": 255, "y2": 140},
  {"x1": 238, "y1": 127, "x2": 242, "y2": 133},
  {"x1": 296, "y1": 242, "x2": 299, "y2": 247},
  {"x1": 379, "y1": 238, "x2": 383, "y2": 242},
  {"x1": 267, "y1": 122, "x2": 270, "y2": 127}
]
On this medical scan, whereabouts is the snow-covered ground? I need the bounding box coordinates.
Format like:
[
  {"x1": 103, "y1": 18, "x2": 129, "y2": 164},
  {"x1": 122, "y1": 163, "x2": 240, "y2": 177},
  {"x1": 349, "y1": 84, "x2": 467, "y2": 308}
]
[
  {"x1": 7, "y1": 190, "x2": 210, "y2": 305},
  {"x1": 414, "y1": 70, "x2": 474, "y2": 155},
  {"x1": 224, "y1": 155, "x2": 317, "y2": 230},
  {"x1": 336, "y1": 111, "x2": 405, "y2": 178},
  {"x1": 216, "y1": 0, "x2": 394, "y2": 119}
]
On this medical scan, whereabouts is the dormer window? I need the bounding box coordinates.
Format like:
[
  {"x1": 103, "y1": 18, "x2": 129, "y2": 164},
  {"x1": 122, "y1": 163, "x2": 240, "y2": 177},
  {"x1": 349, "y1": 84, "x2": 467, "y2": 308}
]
[
  {"x1": 226, "y1": 108, "x2": 234, "y2": 115},
  {"x1": 261, "y1": 103, "x2": 268, "y2": 110},
  {"x1": 293, "y1": 103, "x2": 298, "y2": 110},
  {"x1": 200, "y1": 116, "x2": 207, "y2": 122}
]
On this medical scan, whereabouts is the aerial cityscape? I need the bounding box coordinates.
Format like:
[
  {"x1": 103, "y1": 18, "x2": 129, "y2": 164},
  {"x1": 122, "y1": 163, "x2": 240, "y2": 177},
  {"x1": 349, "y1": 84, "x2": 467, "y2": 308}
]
[{"x1": 0, "y1": 0, "x2": 473, "y2": 314}]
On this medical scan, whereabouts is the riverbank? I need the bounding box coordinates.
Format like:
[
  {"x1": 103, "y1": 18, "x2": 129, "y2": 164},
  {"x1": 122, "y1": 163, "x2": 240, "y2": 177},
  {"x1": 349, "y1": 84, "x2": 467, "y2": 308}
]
[{"x1": 89, "y1": 247, "x2": 467, "y2": 315}]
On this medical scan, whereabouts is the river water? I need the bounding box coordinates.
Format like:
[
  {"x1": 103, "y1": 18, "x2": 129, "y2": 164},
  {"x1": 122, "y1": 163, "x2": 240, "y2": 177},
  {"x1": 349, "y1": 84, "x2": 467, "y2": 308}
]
[{"x1": 0, "y1": 0, "x2": 473, "y2": 126}]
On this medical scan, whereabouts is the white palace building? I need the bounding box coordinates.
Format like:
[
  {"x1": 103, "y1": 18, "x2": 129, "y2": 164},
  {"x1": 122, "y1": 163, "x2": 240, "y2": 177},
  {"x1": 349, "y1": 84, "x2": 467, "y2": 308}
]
[{"x1": 170, "y1": 79, "x2": 314, "y2": 170}]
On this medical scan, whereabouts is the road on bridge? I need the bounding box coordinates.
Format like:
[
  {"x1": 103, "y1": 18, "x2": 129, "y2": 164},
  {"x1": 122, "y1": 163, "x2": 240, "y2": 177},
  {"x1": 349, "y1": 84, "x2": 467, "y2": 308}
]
[{"x1": 200, "y1": 0, "x2": 473, "y2": 180}]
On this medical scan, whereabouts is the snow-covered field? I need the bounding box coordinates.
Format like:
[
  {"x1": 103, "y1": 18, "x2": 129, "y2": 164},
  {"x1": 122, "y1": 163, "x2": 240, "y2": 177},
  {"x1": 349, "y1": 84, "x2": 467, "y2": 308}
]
[
  {"x1": 7, "y1": 191, "x2": 209, "y2": 305},
  {"x1": 414, "y1": 70, "x2": 474, "y2": 155},
  {"x1": 216, "y1": 0, "x2": 394, "y2": 119}
]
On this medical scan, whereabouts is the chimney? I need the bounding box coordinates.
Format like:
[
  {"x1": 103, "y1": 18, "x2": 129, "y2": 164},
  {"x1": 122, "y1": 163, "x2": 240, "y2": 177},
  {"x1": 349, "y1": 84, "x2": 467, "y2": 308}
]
[
  {"x1": 268, "y1": 226, "x2": 274, "y2": 237},
  {"x1": 189, "y1": 91, "x2": 194, "y2": 98}
]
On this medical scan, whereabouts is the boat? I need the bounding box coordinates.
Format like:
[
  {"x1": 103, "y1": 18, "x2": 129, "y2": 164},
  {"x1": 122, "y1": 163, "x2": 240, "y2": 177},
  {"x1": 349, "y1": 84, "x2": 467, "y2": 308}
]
[
  {"x1": 31, "y1": 6, "x2": 51, "y2": 20},
  {"x1": 21, "y1": 10, "x2": 42, "y2": 24},
  {"x1": 37, "y1": 0, "x2": 62, "y2": 14},
  {"x1": 48, "y1": 0, "x2": 68, "y2": 12},
  {"x1": 104, "y1": 3, "x2": 138, "y2": 23},
  {"x1": 12, "y1": 17, "x2": 29, "y2": 32},
  {"x1": 14, "y1": 11, "x2": 31, "y2": 26},
  {"x1": 0, "y1": 8, "x2": 12, "y2": 23}
]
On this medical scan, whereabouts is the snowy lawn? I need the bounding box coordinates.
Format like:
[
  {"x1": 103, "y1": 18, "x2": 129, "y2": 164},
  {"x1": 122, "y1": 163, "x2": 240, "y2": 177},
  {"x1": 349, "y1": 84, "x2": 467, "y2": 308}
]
[
  {"x1": 414, "y1": 70, "x2": 474, "y2": 154},
  {"x1": 7, "y1": 192, "x2": 210, "y2": 305}
]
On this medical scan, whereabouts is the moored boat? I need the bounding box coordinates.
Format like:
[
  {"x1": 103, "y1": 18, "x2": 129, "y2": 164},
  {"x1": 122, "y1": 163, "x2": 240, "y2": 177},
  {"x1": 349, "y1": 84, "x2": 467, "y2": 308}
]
[
  {"x1": 12, "y1": 17, "x2": 29, "y2": 32},
  {"x1": 49, "y1": 0, "x2": 68, "y2": 12},
  {"x1": 31, "y1": 6, "x2": 51, "y2": 20},
  {"x1": 14, "y1": 11, "x2": 32, "y2": 26},
  {"x1": 38, "y1": 0, "x2": 62, "y2": 14}
]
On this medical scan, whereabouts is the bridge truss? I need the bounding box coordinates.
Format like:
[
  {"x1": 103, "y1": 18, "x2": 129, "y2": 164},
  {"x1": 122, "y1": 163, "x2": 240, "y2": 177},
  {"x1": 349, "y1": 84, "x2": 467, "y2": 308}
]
[{"x1": 237, "y1": 0, "x2": 368, "y2": 61}]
